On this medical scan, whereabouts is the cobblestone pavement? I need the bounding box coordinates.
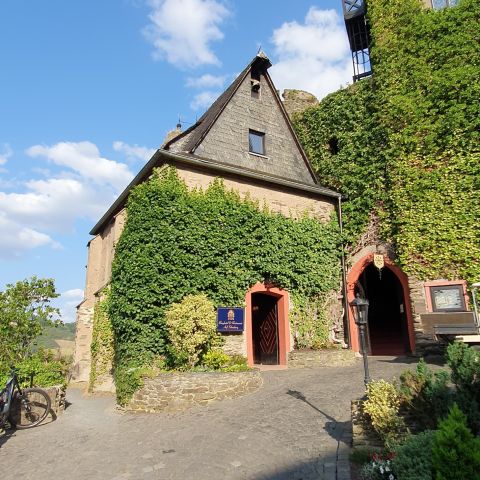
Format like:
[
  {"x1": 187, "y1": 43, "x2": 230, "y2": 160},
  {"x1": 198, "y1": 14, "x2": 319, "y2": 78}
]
[{"x1": 0, "y1": 356, "x2": 425, "y2": 480}]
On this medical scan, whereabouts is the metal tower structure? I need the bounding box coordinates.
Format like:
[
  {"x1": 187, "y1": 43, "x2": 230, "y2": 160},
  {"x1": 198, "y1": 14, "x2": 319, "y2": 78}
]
[{"x1": 342, "y1": 0, "x2": 372, "y2": 82}]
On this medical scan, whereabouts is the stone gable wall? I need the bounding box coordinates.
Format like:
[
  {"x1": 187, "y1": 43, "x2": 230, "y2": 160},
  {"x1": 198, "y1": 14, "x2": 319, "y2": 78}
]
[{"x1": 194, "y1": 74, "x2": 316, "y2": 185}]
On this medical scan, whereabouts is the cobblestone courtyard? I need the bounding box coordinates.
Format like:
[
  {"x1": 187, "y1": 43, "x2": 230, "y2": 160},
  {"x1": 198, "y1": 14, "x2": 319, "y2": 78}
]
[{"x1": 0, "y1": 357, "x2": 425, "y2": 480}]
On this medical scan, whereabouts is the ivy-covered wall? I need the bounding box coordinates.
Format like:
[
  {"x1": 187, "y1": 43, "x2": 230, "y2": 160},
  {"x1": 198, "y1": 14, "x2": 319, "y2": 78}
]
[
  {"x1": 108, "y1": 167, "x2": 341, "y2": 403},
  {"x1": 294, "y1": 0, "x2": 479, "y2": 284}
]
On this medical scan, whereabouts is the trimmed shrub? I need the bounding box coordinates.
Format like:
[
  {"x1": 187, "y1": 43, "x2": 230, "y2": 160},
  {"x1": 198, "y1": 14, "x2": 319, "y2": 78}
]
[
  {"x1": 398, "y1": 359, "x2": 452, "y2": 430},
  {"x1": 165, "y1": 294, "x2": 222, "y2": 369},
  {"x1": 392, "y1": 430, "x2": 434, "y2": 480},
  {"x1": 364, "y1": 380, "x2": 405, "y2": 447},
  {"x1": 431, "y1": 404, "x2": 480, "y2": 480},
  {"x1": 446, "y1": 342, "x2": 480, "y2": 433}
]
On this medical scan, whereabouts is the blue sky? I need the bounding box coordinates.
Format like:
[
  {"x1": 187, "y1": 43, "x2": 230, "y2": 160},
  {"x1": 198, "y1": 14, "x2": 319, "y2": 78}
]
[{"x1": 0, "y1": 0, "x2": 352, "y2": 322}]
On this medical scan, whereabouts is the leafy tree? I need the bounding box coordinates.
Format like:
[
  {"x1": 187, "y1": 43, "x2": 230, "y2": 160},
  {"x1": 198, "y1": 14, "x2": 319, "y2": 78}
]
[{"x1": 0, "y1": 277, "x2": 60, "y2": 365}]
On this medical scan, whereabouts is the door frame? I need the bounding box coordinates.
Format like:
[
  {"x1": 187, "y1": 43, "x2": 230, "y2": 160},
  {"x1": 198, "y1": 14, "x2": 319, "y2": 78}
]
[
  {"x1": 246, "y1": 282, "x2": 290, "y2": 367},
  {"x1": 347, "y1": 254, "x2": 416, "y2": 354}
]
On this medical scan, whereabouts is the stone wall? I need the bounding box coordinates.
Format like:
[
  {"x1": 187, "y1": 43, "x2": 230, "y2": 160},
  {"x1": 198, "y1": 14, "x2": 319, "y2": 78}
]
[
  {"x1": 128, "y1": 370, "x2": 263, "y2": 413},
  {"x1": 44, "y1": 385, "x2": 67, "y2": 417},
  {"x1": 288, "y1": 349, "x2": 356, "y2": 369},
  {"x1": 190, "y1": 73, "x2": 316, "y2": 185},
  {"x1": 351, "y1": 400, "x2": 383, "y2": 449},
  {"x1": 282, "y1": 90, "x2": 319, "y2": 119}
]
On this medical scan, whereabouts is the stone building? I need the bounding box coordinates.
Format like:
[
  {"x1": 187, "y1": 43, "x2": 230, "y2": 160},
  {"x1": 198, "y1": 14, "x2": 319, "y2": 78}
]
[{"x1": 72, "y1": 53, "x2": 342, "y2": 383}]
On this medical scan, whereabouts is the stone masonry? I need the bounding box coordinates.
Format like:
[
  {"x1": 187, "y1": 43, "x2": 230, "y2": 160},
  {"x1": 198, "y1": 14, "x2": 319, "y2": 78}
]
[
  {"x1": 128, "y1": 370, "x2": 263, "y2": 413},
  {"x1": 191, "y1": 73, "x2": 315, "y2": 184}
]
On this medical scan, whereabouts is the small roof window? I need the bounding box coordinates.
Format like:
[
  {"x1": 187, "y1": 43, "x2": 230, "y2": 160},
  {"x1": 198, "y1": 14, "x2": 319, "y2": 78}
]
[{"x1": 249, "y1": 130, "x2": 265, "y2": 155}]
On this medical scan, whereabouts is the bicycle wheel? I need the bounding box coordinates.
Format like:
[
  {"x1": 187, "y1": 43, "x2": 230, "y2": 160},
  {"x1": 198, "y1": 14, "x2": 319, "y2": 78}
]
[{"x1": 9, "y1": 388, "x2": 51, "y2": 429}]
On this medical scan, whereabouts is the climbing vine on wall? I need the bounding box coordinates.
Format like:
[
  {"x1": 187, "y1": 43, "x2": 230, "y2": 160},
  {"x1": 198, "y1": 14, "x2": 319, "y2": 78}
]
[
  {"x1": 89, "y1": 292, "x2": 114, "y2": 392},
  {"x1": 294, "y1": 0, "x2": 480, "y2": 284},
  {"x1": 109, "y1": 167, "x2": 342, "y2": 403}
]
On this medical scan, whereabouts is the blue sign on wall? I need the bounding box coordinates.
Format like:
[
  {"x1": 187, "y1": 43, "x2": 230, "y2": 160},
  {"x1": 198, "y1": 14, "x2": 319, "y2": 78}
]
[{"x1": 217, "y1": 307, "x2": 245, "y2": 332}]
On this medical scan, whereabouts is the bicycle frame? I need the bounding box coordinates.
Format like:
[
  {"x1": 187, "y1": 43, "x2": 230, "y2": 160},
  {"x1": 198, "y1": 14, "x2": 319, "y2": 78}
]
[{"x1": 0, "y1": 369, "x2": 23, "y2": 426}]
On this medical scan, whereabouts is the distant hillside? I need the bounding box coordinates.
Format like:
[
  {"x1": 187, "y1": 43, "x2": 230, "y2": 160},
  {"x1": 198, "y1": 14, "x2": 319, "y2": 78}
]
[{"x1": 36, "y1": 322, "x2": 76, "y2": 350}]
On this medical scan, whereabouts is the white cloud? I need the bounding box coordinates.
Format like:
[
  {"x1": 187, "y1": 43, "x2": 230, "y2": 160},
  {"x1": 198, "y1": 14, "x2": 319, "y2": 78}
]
[
  {"x1": 190, "y1": 90, "x2": 220, "y2": 110},
  {"x1": 0, "y1": 143, "x2": 12, "y2": 166},
  {"x1": 0, "y1": 141, "x2": 134, "y2": 258},
  {"x1": 143, "y1": 0, "x2": 230, "y2": 68},
  {"x1": 0, "y1": 212, "x2": 59, "y2": 259},
  {"x1": 58, "y1": 288, "x2": 84, "y2": 323},
  {"x1": 27, "y1": 141, "x2": 133, "y2": 191},
  {"x1": 186, "y1": 74, "x2": 226, "y2": 89},
  {"x1": 269, "y1": 8, "x2": 352, "y2": 100},
  {"x1": 113, "y1": 141, "x2": 156, "y2": 162}
]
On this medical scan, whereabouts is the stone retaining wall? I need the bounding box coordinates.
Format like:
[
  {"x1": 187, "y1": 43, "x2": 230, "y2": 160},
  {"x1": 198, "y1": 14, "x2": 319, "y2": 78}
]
[
  {"x1": 43, "y1": 385, "x2": 67, "y2": 416},
  {"x1": 351, "y1": 399, "x2": 383, "y2": 448},
  {"x1": 128, "y1": 370, "x2": 263, "y2": 413},
  {"x1": 288, "y1": 348, "x2": 356, "y2": 369}
]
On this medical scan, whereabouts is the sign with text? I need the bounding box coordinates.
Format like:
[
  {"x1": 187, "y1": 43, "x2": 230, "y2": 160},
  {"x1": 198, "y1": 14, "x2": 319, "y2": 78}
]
[{"x1": 217, "y1": 307, "x2": 245, "y2": 332}]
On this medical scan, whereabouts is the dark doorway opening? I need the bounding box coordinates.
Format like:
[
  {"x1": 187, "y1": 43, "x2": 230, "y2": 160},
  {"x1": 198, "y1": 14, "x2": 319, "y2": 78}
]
[
  {"x1": 356, "y1": 264, "x2": 410, "y2": 355},
  {"x1": 252, "y1": 293, "x2": 279, "y2": 364}
]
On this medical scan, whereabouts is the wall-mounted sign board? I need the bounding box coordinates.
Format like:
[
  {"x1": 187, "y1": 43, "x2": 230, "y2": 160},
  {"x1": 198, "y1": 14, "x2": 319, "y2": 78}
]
[
  {"x1": 424, "y1": 280, "x2": 468, "y2": 313},
  {"x1": 217, "y1": 307, "x2": 245, "y2": 332}
]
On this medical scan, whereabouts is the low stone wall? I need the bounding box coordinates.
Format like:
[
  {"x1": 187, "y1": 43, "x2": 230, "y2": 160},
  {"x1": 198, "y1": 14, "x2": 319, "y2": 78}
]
[
  {"x1": 288, "y1": 348, "x2": 356, "y2": 369},
  {"x1": 43, "y1": 385, "x2": 67, "y2": 416},
  {"x1": 351, "y1": 399, "x2": 383, "y2": 448},
  {"x1": 128, "y1": 370, "x2": 263, "y2": 413}
]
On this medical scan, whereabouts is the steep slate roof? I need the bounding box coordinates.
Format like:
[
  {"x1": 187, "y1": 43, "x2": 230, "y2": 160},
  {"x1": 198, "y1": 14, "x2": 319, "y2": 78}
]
[
  {"x1": 90, "y1": 53, "x2": 341, "y2": 236},
  {"x1": 164, "y1": 52, "x2": 272, "y2": 154},
  {"x1": 165, "y1": 52, "x2": 319, "y2": 184}
]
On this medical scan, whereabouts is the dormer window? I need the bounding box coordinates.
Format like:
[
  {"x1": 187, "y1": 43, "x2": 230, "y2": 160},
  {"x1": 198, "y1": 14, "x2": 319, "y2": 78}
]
[{"x1": 249, "y1": 130, "x2": 265, "y2": 155}]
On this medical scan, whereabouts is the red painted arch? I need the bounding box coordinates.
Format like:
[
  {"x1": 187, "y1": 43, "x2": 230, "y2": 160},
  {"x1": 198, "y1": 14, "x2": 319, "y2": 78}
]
[
  {"x1": 347, "y1": 254, "x2": 416, "y2": 354},
  {"x1": 245, "y1": 282, "x2": 290, "y2": 367}
]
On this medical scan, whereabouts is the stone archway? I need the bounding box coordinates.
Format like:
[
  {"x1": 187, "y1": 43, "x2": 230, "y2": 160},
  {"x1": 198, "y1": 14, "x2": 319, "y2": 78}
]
[
  {"x1": 347, "y1": 254, "x2": 415, "y2": 355},
  {"x1": 245, "y1": 283, "x2": 290, "y2": 367}
]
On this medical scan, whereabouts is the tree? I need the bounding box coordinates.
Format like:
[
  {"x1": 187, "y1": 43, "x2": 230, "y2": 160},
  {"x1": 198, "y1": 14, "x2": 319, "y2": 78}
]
[{"x1": 0, "y1": 277, "x2": 60, "y2": 364}]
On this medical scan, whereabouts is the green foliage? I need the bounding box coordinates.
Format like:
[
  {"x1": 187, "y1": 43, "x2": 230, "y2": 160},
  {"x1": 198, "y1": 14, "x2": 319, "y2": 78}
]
[
  {"x1": 398, "y1": 359, "x2": 452, "y2": 430},
  {"x1": 364, "y1": 380, "x2": 405, "y2": 447},
  {"x1": 36, "y1": 321, "x2": 75, "y2": 350},
  {"x1": 446, "y1": 342, "x2": 480, "y2": 433},
  {"x1": 293, "y1": 80, "x2": 387, "y2": 242},
  {"x1": 431, "y1": 404, "x2": 480, "y2": 480},
  {"x1": 0, "y1": 349, "x2": 69, "y2": 388},
  {"x1": 201, "y1": 350, "x2": 249, "y2": 372},
  {"x1": 109, "y1": 167, "x2": 341, "y2": 403},
  {"x1": 165, "y1": 294, "x2": 221, "y2": 369},
  {"x1": 294, "y1": 0, "x2": 480, "y2": 283},
  {"x1": 0, "y1": 277, "x2": 60, "y2": 365},
  {"x1": 391, "y1": 430, "x2": 435, "y2": 480},
  {"x1": 89, "y1": 294, "x2": 114, "y2": 391}
]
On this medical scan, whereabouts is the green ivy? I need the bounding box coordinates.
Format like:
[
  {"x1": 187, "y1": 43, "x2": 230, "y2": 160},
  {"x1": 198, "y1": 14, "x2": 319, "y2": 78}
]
[
  {"x1": 294, "y1": 0, "x2": 480, "y2": 284},
  {"x1": 109, "y1": 167, "x2": 342, "y2": 403},
  {"x1": 89, "y1": 293, "x2": 114, "y2": 392}
]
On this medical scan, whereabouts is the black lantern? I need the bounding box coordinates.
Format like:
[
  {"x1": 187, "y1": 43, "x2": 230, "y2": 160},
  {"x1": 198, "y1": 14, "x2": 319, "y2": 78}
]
[{"x1": 350, "y1": 293, "x2": 371, "y2": 386}]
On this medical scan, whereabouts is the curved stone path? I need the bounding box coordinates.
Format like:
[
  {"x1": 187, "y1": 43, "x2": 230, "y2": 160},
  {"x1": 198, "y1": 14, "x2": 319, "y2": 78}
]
[{"x1": 0, "y1": 356, "x2": 423, "y2": 480}]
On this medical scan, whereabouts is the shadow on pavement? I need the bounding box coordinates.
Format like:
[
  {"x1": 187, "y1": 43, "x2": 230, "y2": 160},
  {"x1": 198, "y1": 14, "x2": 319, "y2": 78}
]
[{"x1": 286, "y1": 389, "x2": 350, "y2": 444}]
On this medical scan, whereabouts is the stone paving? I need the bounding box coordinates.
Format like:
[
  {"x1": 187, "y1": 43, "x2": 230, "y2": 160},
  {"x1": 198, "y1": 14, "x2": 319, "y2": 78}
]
[{"x1": 0, "y1": 356, "x2": 425, "y2": 480}]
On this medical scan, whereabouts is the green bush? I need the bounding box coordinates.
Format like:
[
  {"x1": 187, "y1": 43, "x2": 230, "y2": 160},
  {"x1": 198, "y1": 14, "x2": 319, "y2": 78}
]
[
  {"x1": 201, "y1": 349, "x2": 231, "y2": 370},
  {"x1": 399, "y1": 359, "x2": 452, "y2": 430},
  {"x1": 432, "y1": 404, "x2": 480, "y2": 480},
  {"x1": 364, "y1": 380, "x2": 405, "y2": 447},
  {"x1": 201, "y1": 350, "x2": 249, "y2": 372},
  {"x1": 165, "y1": 294, "x2": 222, "y2": 369},
  {"x1": 446, "y1": 342, "x2": 480, "y2": 433},
  {"x1": 392, "y1": 430, "x2": 434, "y2": 480},
  {"x1": 0, "y1": 349, "x2": 69, "y2": 388}
]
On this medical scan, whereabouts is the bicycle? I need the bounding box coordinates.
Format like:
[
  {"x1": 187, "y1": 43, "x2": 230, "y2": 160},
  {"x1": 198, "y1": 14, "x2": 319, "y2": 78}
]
[{"x1": 0, "y1": 366, "x2": 51, "y2": 430}]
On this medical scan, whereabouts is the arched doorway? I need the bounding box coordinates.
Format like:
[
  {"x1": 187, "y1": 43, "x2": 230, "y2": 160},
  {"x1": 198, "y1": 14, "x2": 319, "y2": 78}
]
[
  {"x1": 245, "y1": 283, "x2": 290, "y2": 367},
  {"x1": 347, "y1": 255, "x2": 415, "y2": 355}
]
